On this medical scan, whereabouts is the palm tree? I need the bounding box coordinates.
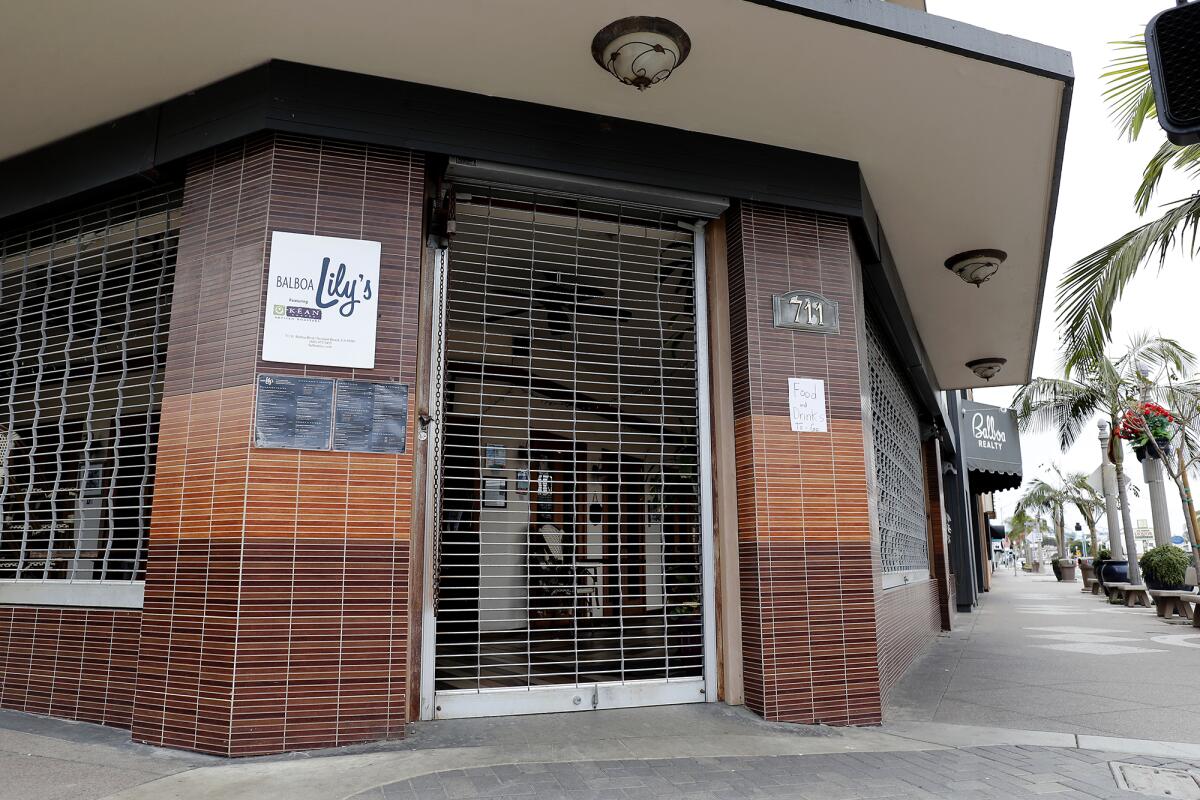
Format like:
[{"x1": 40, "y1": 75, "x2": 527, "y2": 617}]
[
  {"x1": 1012, "y1": 334, "x2": 1195, "y2": 584},
  {"x1": 1016, "y1": 478, "x2": 1070, "y2": 562},
  {"x1": 1058, "y1": 36, "x2": 1200, "y2": 356},
  {"x1": 1007, "y1": 508, "x2": 1040, "y2": 569},
  {"x1": 1059, "y1": 468, "x2": 1106, "y2": 557}
]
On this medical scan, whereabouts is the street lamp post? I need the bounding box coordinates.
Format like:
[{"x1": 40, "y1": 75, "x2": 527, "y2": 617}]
[
  {"x1": 1102, "y1": 420, "x2": 1143, "y2": 585},
  {"x1": 1098, "y1": 420, "x2": 1125, "y2": 559},
  {"x1": 1138, "y1": 363, "x2": 1173, "y2": 547}
]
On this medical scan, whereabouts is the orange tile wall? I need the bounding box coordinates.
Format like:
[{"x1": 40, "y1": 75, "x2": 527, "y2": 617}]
[
  {"x1": 726, "y1": 201, "x2": 883, "y2": 725},
  {"x1": 131, "y1": 133, "x2": 425, "y2": 756}
]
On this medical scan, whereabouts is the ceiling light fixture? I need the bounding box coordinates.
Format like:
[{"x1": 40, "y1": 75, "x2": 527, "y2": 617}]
[
  {"x1": 944, "y1": 249, "x2": 1007, "y2": 287},
  {"x1": 592, "y1": 17, "x2": 691, "y2": 91},
  {"x1": 967, "y1": 358, "x2": 1007, "y2": 382}
]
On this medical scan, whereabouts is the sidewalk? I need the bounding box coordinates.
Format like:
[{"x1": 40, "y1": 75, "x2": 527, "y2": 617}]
[
  {"x1": 7, "y1": 570, "x2": 1200, "y2": 799},
  {"x1": 890, "y1": 568, "x2": 1200, "y2": 742}
]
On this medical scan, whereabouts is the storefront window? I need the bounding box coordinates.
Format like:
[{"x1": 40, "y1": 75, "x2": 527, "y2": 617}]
[
  {"x1": 865, "y1": 312, "x2": 929, "y2": 584},
  {"x1": 0, "y1": 188, "x2": 179, "y2": 600}
]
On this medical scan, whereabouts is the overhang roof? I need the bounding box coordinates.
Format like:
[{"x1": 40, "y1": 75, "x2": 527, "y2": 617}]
[{"x1": 0, "y1": 0, "x2": 1070, "y2": 389}]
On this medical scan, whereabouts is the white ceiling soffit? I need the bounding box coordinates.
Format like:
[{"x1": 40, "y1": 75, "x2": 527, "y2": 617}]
[{"x1": 0, "y1": 0, "x2": 1070, "y2": 390}]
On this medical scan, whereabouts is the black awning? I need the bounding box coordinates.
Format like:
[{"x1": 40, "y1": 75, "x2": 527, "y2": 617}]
[{"x1": 960, "y1": 400, "x2": 1023, "y2": 493}]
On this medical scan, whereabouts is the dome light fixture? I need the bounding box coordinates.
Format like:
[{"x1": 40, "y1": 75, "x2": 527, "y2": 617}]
[
  {"x1": 967, "y1": 357, "x2": 1007, "y2": 382},
  {"x1": 944, "y1": 249, "x2": 1007, "y2": 287},
  {"x1": 591, "y1": 17, "x2": 691, "y2": 91}
]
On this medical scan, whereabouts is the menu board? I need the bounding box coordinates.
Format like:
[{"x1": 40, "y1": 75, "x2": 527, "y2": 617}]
[
  {"x1": 254, "y1": 374, "x2": 335, "y2": 450},
  {"x1": 333, "y1": 380, "x2": 409, "y2": 454}
]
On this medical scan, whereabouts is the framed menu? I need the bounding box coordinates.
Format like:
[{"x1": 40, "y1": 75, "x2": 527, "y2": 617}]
[
  {"x1": 332, "y1": 380, "x2": 409, "y2": 454},
  {"x1": 254, "y1": 374, "x2": 335, "y2": 450}
]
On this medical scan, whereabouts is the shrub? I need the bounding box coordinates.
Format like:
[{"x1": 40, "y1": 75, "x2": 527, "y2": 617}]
[
  {"x1": 1096, "y1": 547, "x2": 1111, "y2": 562},
  {"x1": 1139, "y1": 544, "x2": 1190, "y2": 588}
]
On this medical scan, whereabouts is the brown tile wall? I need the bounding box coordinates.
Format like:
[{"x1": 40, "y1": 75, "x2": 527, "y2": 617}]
[
  {"x1": 131, "y1": 133, "x2": 425, "y2": 756},
  {"x1": 0, "y1": 607, "x2": 142, "y2": 728},
  {"x1": 726, "y1": 201, "x2": 881, "y2": 726},
  {"x1": 876, "y1": 580, "x2": 940, "y2": 701}
]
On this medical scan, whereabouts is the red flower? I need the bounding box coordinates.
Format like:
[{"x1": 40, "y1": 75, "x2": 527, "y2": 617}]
[{"x1": 1116, "y1": 402, "x2": 1175, "y2": 442}]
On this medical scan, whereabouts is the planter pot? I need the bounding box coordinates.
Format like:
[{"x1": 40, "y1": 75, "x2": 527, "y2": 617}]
[
  {"x1": 1144, "y1": 575, "x2": 1195, "y2": 592},
  {"x1": 1135, "y1": 438, "x2": 1172, "y2": 462},
  {"x1": 1097, "y1": 559, "x2": 1129, "y2": 593},
  {"x1": 1079, "y1": 561, "x2": 1095, "y2": 584},
  {"x1": 1057, "y1": 560, "x2": 1076, "y2": 582}
]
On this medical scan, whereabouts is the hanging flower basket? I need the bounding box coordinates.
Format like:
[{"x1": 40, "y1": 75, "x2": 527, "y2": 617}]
[{"x1": 1117, "y1": 402, "x2": 1175, "y2": 461}]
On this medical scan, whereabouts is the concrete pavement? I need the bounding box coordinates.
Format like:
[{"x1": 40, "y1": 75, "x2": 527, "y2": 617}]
[
  {"x1": 6, "y1": 569, "x2": 1200, "y2": 798},
  {"x1": 889, "y1": 568, "x2": 1200, "y2": 742}
]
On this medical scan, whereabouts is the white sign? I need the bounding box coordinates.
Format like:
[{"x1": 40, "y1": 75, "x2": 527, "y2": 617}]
[
  {"x1": 970, "y1": 411, "x2": 1007, "y2": 451},
  {"x1": 788, "y1": 377, "x2": 827, "y2": 433},
  {"x1": 262, "y1": 231, "x2": 382, "y2": 368}
]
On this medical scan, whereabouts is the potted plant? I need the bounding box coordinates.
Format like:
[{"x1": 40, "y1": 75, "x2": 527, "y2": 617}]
[
  {"x1": 1093, "y1": 546, "x2": 1129, "y2": 594},
  {"x1": 1048, "y1": 551, "x2": 1063, "y2": 581},
  {"x1": 1117, "y1": 402, "x2": 1175, "y2": 462},
  {"x1": 1078, "y1": 555, "x2": 1095, "y2": 586},
  {"x1": 1058, "y1": 557, "x2": 1076, "y2": 582},
  {"x1": 1139, "y1": 544, "x2": 1192, "y2": 591}
]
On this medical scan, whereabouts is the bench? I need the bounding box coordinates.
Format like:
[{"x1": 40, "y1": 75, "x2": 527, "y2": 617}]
[
  {"x1": 1149, "y1": 568, "x2": 1199, "y2": 621},
  {"x1": 1106, "y1": 582, "x2": 1152, "y2": 608},
  {"x1": 1150, "y1": 589, "x2": 1197, "y2": 620},
  {"x1": 1082, "y1": 576, "x2": 1098, "y2": 594}
]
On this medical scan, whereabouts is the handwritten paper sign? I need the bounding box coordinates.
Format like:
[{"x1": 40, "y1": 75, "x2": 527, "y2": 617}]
[{"x1": 788, "y1": 378, "x2": 827, "y2": 433}]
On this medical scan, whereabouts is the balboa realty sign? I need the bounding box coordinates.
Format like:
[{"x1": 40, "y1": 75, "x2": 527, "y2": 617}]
[
  {"x1": 959, "y1": 399, "x2": 1023, "y2": 492},
  {"x1": 262, "y1": 232, "x2": 382, "y2": 369},
  {"x1": 970, "y1": 411, "x2": 1007, "y2": 451}
]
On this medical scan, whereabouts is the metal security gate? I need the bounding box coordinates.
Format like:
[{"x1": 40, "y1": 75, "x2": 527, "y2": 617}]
[
  {"x1": 425, "y1": 178, "x2": 715, "y2": 719},
  {"x1": 0, "y1": 188, "x2": 179, "y2": 608}
]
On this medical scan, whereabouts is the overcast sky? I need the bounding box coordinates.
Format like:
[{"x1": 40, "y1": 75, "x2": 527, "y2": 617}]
[{"x1": 926, "y1": 0, "x2": 1200, "y2": 536}]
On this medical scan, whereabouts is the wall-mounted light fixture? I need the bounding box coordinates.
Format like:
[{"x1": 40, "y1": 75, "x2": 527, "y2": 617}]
[
  {"x1": 944, "y1": 249, "x2": 1007, "y2": 287},
  {"x1": 967, "y1": 357, "x2": 1007, "y2": 381},
  {"x1": 592, "y1": 17, "x2": 691, "y2": 91}
]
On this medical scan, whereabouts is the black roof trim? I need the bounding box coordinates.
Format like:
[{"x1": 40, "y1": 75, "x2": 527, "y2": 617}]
[{"x1": 743, "y1": 0, "x2": 1074, "y2": 82}]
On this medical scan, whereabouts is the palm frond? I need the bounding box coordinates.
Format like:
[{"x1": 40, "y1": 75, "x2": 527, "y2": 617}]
[
  {"x1": 1135, "y1": 141, "x2": 1200, "y2": 214},
  {"x1": 1118, "y1": 332, "x2": 1197, "y2": 380},
  {"x1": 1012, "y1": 377, "x2": 1101, "y2": 451},
  {"x1": 1057, "y1": 193, "x2": 1200, "y2": 356},
  {"x1": 1101, "y1": 37, "x2": 1155, "y2": 141}
]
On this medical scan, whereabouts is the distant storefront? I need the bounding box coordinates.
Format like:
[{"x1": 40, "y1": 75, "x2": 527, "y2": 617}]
[{"x1": 947, "y1": 397, "x2": 1024, "y2": 604}]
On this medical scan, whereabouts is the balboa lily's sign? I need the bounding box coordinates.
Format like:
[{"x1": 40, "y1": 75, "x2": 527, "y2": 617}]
[
  {"x1": 262, "y1": 231, "x2": 382, "y2": 368},
  {"x1": 959, "y1": 399, "x2": 1023, "y2": 492}
]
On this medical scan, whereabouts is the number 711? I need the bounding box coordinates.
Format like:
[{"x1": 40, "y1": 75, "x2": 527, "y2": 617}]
[{"x1": 790, "y1": 296, "x2": 824, "y2": 326}]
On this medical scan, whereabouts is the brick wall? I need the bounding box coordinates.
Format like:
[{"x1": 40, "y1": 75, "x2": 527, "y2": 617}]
[
  {"x1": 727, "y1": 201, "x2": 881, "y2": 726},
  {"x1": 131, "y1": 133, "x2": 425, "y2": 756},
  {"x1": 0, "y1": 607, "x2": 141, "y2": 727}
]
